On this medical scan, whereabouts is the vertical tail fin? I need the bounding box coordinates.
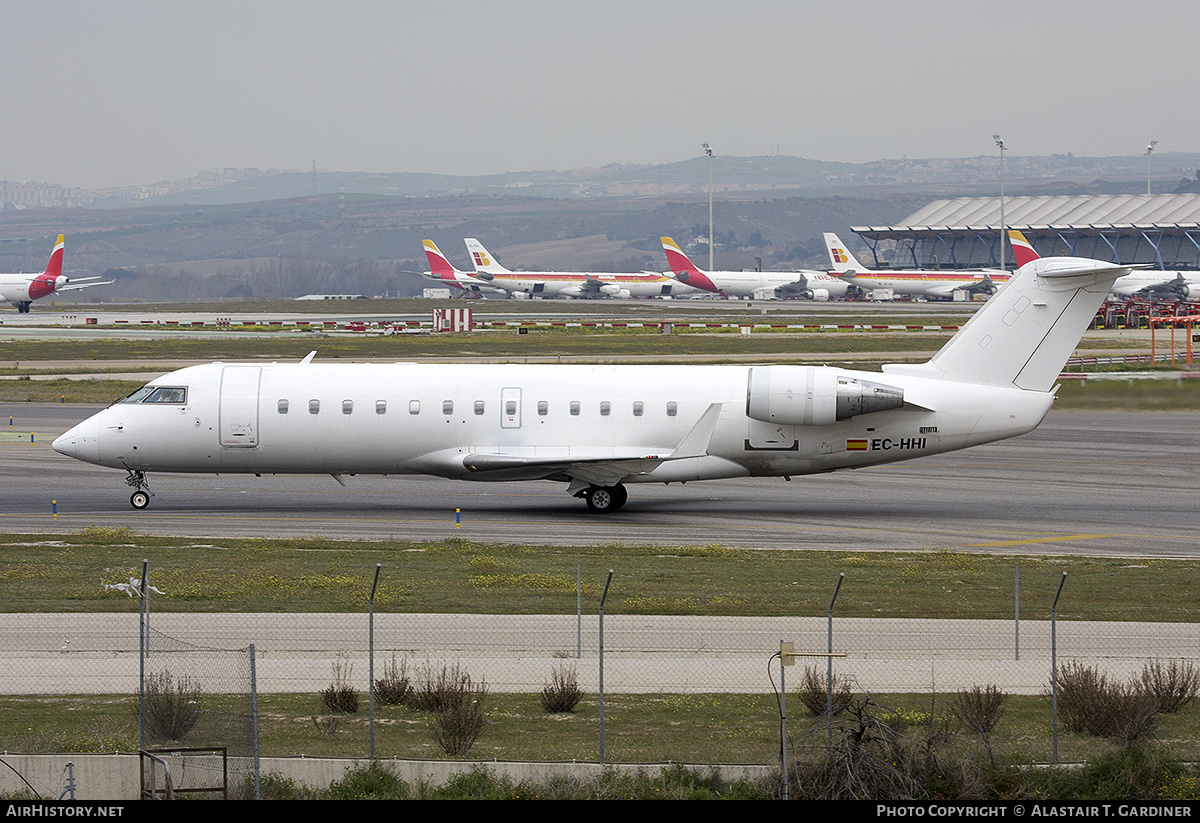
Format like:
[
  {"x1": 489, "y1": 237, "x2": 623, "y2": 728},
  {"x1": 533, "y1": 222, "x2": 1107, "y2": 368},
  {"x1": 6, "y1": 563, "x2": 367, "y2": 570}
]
[
  {"x1": 823, "y1": 232, "x2": 867, "y2": 273},
  {"x1": 463, "y1": 238, "x2": 512, "y2": 274},
  {"x1": 43, "y1": 234, "x2": 65, "y2": 279},
  {"x1": 883, "y1": 256, "x2": 1131, "y2": 391},
  {"x1": 1008, "y1": 230, "x2": 1040, "y2": 268},
  {"x1": 661, "y1": 237, "x2": 719, "y2": 292},
  {"x1": 422, "y1": 240, "x2": 459, "y2": 280}
]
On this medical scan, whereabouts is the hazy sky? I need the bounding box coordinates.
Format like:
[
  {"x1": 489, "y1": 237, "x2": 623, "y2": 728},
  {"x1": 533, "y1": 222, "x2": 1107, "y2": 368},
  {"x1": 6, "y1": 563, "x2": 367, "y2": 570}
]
[{"x1": 6, "y1": 0, "x2": 1199, "y2": 189}]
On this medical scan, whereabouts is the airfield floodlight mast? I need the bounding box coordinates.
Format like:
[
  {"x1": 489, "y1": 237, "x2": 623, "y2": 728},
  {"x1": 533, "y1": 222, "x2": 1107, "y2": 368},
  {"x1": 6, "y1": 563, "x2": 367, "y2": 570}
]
[
  {"x1": 993, "y1": 134, "x2": 1006, "y2": 272},
  {"x1": 1146, "y1": 140, "x2": 1158, "y2": 195},
  {"x1": 702, "y1": 143, "x2": 714, "y2": 271}
]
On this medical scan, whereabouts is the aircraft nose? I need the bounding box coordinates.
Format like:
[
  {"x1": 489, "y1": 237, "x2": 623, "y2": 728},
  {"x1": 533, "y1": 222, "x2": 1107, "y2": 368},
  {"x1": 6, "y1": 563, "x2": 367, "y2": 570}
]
[{"x1": 54, "y1": 418, "x2": 99, "y2": 463}]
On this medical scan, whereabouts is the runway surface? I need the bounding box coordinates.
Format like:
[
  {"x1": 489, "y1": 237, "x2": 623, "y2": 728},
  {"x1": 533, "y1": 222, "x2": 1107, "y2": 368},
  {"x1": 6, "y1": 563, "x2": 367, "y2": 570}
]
[{"x1": 1, "y1": 403, "x2": 1197, "y2": 557}]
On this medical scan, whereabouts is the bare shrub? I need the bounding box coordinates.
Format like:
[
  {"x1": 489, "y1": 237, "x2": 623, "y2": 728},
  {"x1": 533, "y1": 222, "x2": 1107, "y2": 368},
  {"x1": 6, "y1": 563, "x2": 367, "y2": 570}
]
[
  {"x1": 143, "y1": 671, "x2": 201, "y2": 741},
  {"x1": 796, "y1": 664, "x2": 851, "y2": 717},
  {"x1": 320, "y1": 656, "x2": 359, "y2": 714},
  {"x1": 430, "y1": 669, "x2": 489, "y2": 757},
  {"x1": 1139, "y1": 659, "x2": 1200, "y2": 714},
  {"x1": 953, "y1": 685, "x2": 1008, "y2": 766},
  {"x1": 411, "y1": 660, "x2": 478, "y2": 714},
  {"x1": 375, "y1": 654, "x2": 412, "y2": 707},
  {"x1": 541, "y1": 663, "x2": 583, "y2": 713},
  {"x1": 1053, "y1": 661, "x2": 1159, "y2": 751}
]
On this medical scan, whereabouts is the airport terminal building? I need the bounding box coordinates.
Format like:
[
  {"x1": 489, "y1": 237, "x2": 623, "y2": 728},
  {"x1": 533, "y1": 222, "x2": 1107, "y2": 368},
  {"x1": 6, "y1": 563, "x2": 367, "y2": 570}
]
[{"x1": 850, "y1": 193, "x2": 1200, "y2": 271}]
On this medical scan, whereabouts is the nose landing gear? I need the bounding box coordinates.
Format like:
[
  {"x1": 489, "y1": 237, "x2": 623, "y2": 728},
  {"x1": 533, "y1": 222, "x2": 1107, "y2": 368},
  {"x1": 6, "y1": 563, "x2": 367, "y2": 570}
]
[{"x1": 125, "y1": 470, "x2": 154, "y2": 510}]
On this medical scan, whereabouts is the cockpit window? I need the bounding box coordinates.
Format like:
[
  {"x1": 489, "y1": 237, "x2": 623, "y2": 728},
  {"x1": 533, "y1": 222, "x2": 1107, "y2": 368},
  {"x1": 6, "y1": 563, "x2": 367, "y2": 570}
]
[{"x1": 120, "y1": 386, "x2": 187, "y2": 404}]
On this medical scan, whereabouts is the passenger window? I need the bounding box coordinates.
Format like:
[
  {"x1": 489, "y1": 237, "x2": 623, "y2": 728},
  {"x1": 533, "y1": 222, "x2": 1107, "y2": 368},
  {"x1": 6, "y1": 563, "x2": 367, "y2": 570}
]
[
  {"x1": 667, "y1": 402, "x2": 678, "y2": 417},
  {"x1": 409, "y1": 400, "x2": 420, "y2": 415},
  {"x1": 443, "y1": 400, "x2": 454, "y2": 415},
  {"x1": 376, "y1": 400, "x2": 387, "y2": 415},
  {"x1": 342, "y1": 400, "x2": 353, "y2": 415},
  {"x1": 600, "y1": 401, "x2": 611, "y2": 416},
  {"x1": 570, "y1": 401, "x2": 581, "y2": 416},
  {"x1": 309, "y1": 400, "x2": 320, "y2": 415},
  {"x1": 537, "y1": 400, "x2": 548, "y2": 416},
  {"x1": 506, "y1": 400, "x2": 517, "y2": 416},
  {"x1": 632, "y1": 401, "x2": 644, "y2": 417},
  {"x1": 474, "y1": 400, "x2": 485, "y2": 415},
  {"x1": 278, "y1": 399, "x2": 289, "y2": 415}
]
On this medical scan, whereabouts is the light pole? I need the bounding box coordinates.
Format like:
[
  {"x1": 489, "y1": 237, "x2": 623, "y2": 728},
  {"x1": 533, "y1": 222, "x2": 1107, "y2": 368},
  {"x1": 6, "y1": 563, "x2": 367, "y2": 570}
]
[
  {"x1": 703, "y1": 143, "x2": 714, "y2": 271},
  {"x1": 1146, "y1": 141, "x2": 1158, "y2": 195},
  {"x1": 993, "y1": 134, "x2": 1006, "y2": 271}
]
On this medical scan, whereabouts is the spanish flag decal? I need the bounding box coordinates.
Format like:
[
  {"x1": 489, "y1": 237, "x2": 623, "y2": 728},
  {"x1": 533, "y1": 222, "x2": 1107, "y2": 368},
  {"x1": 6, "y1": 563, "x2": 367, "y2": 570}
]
[{"x1": 846, "y1": 439, "x2": 868, "y2": 451}]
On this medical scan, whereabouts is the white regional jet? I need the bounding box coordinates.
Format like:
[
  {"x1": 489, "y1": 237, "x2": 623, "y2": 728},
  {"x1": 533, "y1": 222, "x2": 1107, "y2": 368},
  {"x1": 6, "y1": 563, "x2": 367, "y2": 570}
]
[
  {"x1": 464, "y1": 238, "x2": 695, "y2": 299},
  {"x1": 54, "y1": 249, "x2": 1130, "y2": 513},
  {"x1": 420, "y1": 240, "x2": 506, "y2": 297},
  {"x1": 0, "y1": 234, "x2": 111, "y2": 312},
  {"x1": 661, "y1": 236, "x2": 850, "y2": 300},
  {"x1": 824, "y1": 232, "x2": 1009, "y2": 299},
  {"x1": 1008, "y1": 230, "x2": 1199, "y2": 301}
]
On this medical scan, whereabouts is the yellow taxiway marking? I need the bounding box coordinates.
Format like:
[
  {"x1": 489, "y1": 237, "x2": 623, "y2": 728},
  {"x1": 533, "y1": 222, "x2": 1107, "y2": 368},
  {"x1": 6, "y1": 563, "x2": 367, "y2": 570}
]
[{"x1": 966, "y1": 534, "x2": 1111, "y2": 548}]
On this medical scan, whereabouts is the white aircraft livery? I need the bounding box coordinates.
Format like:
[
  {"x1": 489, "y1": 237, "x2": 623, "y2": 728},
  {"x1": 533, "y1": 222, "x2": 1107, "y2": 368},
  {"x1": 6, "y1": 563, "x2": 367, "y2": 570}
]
[
  {"x1": 54, "y1": 251, "x2": 1129, "y2": 512},
  {"x1": 661, "y1": 236, "x2": 849, "y2": 300},
  {"x1": 0, "y1": 234, "x2": 111, "y2": 312},
  {"x1": 1008, "y1": 229, "x2": 1199, "y2": 301},
  {"x1": 464, "y1": 237, "x2": 695, "y2": 299},
  {"x1": 824, "y1": 232, "x2": 1010, "y2": 299}
]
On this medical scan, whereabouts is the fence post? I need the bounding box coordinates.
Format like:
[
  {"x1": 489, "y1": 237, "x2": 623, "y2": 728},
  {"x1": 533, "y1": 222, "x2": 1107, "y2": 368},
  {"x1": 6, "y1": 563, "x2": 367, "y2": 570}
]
[
  {"x1": 1051, "y1": 572, "x2": 1067, "y2": 764},
  {"x1": 598, "y1": 569, "x2": 613, "y2": 763},
  {"x1": 827, "y1": 573, "x2": 844, "y2": 749},
  {"x1": 368, "y1": 563, "x2": 381, "y2": 759}
]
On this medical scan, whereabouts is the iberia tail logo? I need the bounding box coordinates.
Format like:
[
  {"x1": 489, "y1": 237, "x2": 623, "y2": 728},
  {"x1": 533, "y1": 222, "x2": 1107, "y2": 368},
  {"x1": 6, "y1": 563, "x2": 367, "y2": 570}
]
[
  {"x1": 831, "y1": 248, "x2": 848, "y2": 264},
  {"x1": 472, "y1": 251, "x2": 491, "y2": 267}
]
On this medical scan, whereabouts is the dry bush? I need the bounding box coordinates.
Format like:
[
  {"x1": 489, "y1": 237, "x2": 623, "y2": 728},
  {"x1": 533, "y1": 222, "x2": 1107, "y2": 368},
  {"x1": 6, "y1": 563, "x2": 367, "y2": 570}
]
[
  {"x1": 953, "y1": 684, "x2": 1008, "y2": 767},
  {"x1": 430, "y1": 669, "x2": 489, "y2": 757},
  {"x1": 796, "y1": 664, "x2": 852, "y2": 717},
  {"x1": 375, "y1": 654, "x2": 412, "y2": 707},
  {"x1": 1139, "y1": 659, "x2": 1200, "y2": 714},
  {"x1": 1053, "y1": 661, "x2": 1159, "y2": 751},
  {"x1": 540, "y1": 663, "x2": 583, "y2": 713},
  {"x1": 411, "y1": 660, "x2": 479, "y2": 713},
  {"x1": 142, "y1": 671, "x2": 202, "y2": 741},
  {"x1": 320, "y1": 656, "x2": 359, "y2": 714}
]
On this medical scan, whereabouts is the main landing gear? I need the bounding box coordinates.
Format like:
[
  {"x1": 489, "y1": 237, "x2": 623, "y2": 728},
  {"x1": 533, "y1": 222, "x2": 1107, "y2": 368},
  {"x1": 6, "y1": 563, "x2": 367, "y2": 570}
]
[
  {"x1": 575, "y1": 483, "x2": 628, "y2": 513},
  {"x1": 125, "y1": 470, "x2": 154, "y2": 510}
]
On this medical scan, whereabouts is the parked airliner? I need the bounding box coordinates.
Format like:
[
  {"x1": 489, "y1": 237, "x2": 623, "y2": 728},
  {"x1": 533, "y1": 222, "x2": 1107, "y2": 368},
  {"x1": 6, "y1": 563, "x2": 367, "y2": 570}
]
[
  {"x1": 0, "y1": 235, "x2": 111, "y2": 312},
  {"x1": 464, "y1": 238, "x2": 695, "y2": 299},
  {"x1": 420, "y1": 240, "x2": 506, "y2": 297},
  {"x1": 824, "y1": 232, "x2": 1009, "y2": 299},
  {"x1": 53, "y1": 249, "x2": 1130, "y2": 513},
  {"x1": 660, "y1": 237, "x2": 849, "y2": 300},
  {"x1": 1008, "y1": 230, "x2": 1199, "y2": 301}
]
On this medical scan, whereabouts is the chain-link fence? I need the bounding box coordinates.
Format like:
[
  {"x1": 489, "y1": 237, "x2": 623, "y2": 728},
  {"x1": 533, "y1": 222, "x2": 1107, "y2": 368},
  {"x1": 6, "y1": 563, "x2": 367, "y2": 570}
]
[{"x1": 2, "y1": 561, "x2": 1198, "y2": 772}]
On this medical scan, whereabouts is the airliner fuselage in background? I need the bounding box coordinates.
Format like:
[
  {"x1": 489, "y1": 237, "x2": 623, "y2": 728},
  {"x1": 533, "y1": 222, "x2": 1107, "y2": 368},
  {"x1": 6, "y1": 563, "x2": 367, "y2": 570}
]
[
  {"x1": 824, "y1": 232, "x2": 1009, "y2": 299},
  {"x1": 0, "y1": 235, "x2": 111, "y2": 312},
  {"x1": 464, "y1": 238, "x2": 695, "y2": 299},
  {"x1": 54, "y1": 253, "x2": 1130, "y2": 512}
]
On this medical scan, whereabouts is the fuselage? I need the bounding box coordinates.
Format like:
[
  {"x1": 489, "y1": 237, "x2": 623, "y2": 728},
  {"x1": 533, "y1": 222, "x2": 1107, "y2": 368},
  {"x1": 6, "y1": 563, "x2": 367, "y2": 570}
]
[
  {"x1": 473, "y1": 271, "x2": 696, "y2": 299},
  {"x1": 838, "y1": 269, "x2": 1010, "y2": 299},
  {"x1": 54, "y1": 361, "x2": 1054, "y2": 483}
]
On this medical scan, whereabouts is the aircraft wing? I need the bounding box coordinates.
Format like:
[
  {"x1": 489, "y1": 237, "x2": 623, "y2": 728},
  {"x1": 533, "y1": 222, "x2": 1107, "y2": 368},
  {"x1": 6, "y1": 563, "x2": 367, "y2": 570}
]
[
  {"x1": 57, "y1": 278, "x2": 114, "y2": 292},
  {"x1": 462, "y1": 403, "x2": 723, "y2": 488}
]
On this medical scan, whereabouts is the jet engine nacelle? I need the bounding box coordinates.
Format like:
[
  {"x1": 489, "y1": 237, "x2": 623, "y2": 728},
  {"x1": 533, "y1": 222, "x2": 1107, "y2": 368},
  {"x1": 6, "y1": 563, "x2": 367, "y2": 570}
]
[
  {"x1": 1179, "y1": 283, "x2": 1200, "y2": 300},
  {"x1": 746, "y1": 366, "x2": 905, "y2": 426},
  {"x1": 804, "y1": 288, "x2": 830, "y2": 302}
]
